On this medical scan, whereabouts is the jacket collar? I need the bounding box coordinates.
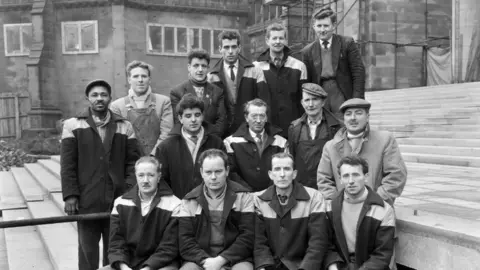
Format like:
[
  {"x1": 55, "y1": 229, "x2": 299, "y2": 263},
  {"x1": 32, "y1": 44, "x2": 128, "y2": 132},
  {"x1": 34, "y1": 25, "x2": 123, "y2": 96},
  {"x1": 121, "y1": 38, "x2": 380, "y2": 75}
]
[
  {"x1": 122, "y1": 180, "x2": 175, "y2": 216},
  {"x1": 168, "y1": 120, "x2": 215, "y2": 137},
  {"x1": 184, "y1": 180, "x2": 250, "y2": 200},
  {"x1": 232, "y1": 122, "x2": 282, "y2": 141},
  {"x1": 77, "y1": 108, "x2": 126, "y2": 122},
  {"x1": 258, "y1": 181, "x2": 310, "y2": 218},
  {"x1": 294, "y1": 109, "x2": 343, "y2": 128},
  {"x1": 256, "y1": 46, "x2": 292, "y2": 62},
  {"x1": 210, "y1": 54, "x2": 254, "y2": 74},
  {"x1": 332, "y1": 124, "x2": 371, "y2": 153}
]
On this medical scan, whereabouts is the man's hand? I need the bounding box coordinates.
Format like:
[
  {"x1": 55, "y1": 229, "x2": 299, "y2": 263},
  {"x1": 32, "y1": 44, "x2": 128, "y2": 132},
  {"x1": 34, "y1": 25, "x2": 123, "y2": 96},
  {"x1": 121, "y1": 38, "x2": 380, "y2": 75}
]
[
  {"x1": 64, "y1": 196, "x2": 79, "y2": 215},
  {"x1": 119, "y1": 262, "x2": 133, "y2": 270},
  {"x1": 328, "y1": 263, "x2": 339, "y2": 270},
  {"x1": 202, "y1": 256, "x2": 227, "y2": 270}
]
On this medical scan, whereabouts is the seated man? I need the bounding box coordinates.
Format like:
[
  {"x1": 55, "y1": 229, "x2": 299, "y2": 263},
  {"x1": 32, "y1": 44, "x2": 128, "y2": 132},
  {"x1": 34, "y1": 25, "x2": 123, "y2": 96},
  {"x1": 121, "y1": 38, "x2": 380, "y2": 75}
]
[
  {"x1": 254, "y1": 153, "x2": 329, "y2": 270},
  {"x1": 103, "y1": 156, "x2": 181, "y2": 270},
  {"x1": 325, "y1": 155, "x2": 395, "y2": 270},
  {"x1": 178, "y1": 149, "x2": 254, "y2": 270}
]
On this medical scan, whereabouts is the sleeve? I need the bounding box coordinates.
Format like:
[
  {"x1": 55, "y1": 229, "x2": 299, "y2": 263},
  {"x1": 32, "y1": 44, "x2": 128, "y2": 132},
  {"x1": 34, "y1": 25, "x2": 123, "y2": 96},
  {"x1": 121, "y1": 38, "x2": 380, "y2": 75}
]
[
  {"x1": 178, "y1": 200, "x2": 210, "y2": 264},
  {"x1": 152, "y1": 97, "x2": 174, "y2": 155},
  {"x1": 324, "y1": 205, "x2": 345, "y2": 269},
  {"x1": 108, "y1": 199, "x2": 131, "y2": 267},
  {"x1": 254, "y1": 67, "x2": 271, "y2": 114},
  {"x1": 376, "y1": 135, "x2": 408, "y2": 205},
  {"x1": 219, "y1": 193, "x2": 255, "y2": 264},
  {"x1": 358, "y1": 205, "x2": 396, "y2": 270},
  {"x1": 213, "y1": 89, "x2": 227, "y2": 137},
  {"x1": 143, "y1": 201, "x2": 181, "y2": 269},
  {"x1": 60, "y1": 119, "x2": 80, "y2": 201},
  {"x1": 223, "y1": 137, "x2": 252, "y2": 191},
  {"x1": 301, "y1": 48, "x2": 313, "y2": 83},
  {"x1": 299, "y1": 191, "x2": 330, "y2": 270},
  {"x1": 317, "y1": 143, "x2": 338, "y2": 200},
  {"x1": 253, "y1": 197, "x2": 275, "y2": 268},
  {"x1": 297, "y1": 61, "x2": 308, "y2": 115},
  {"x1": 346, "y1": 39, "x2": 366, "y2": 99},
  {"x1": 124, "y1": 121, "x2": 140, "y2": 188},
  {"x1": 109, "y1": 100, "x2": 123, "y2": 116},
  {"x1": 155, "y1": 142, "x2": 171, "y2": 189},
  {"x1": 170, "y1": 88, "x2": 182, "y2": 125},
  {"x1": 287, "y1": 125, "x2": 296, "y2": 158}
]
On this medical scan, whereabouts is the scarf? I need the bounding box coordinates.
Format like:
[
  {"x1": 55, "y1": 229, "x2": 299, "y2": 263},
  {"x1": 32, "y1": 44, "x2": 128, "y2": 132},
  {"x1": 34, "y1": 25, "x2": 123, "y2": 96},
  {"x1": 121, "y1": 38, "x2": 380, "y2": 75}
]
[{"x1": 189, "y1": 74, "x2": 208, "y2": 87}]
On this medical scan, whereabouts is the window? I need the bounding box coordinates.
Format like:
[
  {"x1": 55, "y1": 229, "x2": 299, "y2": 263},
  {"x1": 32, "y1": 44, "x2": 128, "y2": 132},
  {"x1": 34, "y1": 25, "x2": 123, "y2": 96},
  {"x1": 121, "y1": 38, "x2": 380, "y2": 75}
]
[
  {"x1": 61, "y1": 20, "x2": 98, "y2": 54},
  {"x1": 3, "y1": 23, "x2": 32, "y2": 56},
  {"x1": 146, "y1": 23, "x2": 238, "y2": 57}
]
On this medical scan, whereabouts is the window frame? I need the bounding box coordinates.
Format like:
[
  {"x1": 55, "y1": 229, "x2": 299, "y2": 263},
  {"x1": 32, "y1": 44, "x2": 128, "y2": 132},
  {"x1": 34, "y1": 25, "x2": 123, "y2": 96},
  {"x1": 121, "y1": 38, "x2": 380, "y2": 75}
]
[
  {"x1": 3, "y1": 23, "x2": 33, "y2": 57},
  {"x1": 61, "y1": 20, "x2": 99, "y2": 55}
]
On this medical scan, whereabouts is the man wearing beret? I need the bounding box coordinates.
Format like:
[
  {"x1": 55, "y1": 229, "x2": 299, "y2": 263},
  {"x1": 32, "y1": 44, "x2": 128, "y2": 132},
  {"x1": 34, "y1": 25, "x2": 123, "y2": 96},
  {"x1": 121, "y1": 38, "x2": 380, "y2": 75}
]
[
  {"x1": 317, "y1": 98, "x2": 407, "y2": 205},
  {"x1": 287, "y1": 83, "x2": 342, "y2": 189},
  {"x1": 60, "y1": 80, "x2": 140, "y2": 270}
]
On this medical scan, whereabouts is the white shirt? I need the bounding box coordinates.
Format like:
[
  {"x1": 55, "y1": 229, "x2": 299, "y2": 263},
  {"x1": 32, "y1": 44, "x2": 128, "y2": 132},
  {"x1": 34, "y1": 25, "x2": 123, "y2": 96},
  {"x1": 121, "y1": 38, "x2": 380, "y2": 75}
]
[
  {"x1": 223, "y1": 60, "x2": 239, "y2": 80},
  {"x1": 128, "y1": 87, "x2": 152, "y2": 109},
  {"x1": 181, "y1": 126, "x2": 205, "y2": 161},
  {"x1": 320, "y1": 36, "x2": 333, "y2": 49},
  {"x1": 307, "y1": 116, "x2": 322, "y2": 139},
  {"x1": 139, "y1": 190, "x2": 157, "y2": 216},
  {"x1": 249, "y1": 128, "x2": 265, "y2": 143}
]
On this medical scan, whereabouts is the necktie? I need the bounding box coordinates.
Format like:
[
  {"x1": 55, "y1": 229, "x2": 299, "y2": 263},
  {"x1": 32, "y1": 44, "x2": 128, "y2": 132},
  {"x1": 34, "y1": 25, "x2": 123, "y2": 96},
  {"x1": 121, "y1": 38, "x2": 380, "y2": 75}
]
[
  {"x1": 255, "y1": 133, "x2": 263, "y2": 150},
  {"x1": 278, "y1": 194, "x2": 288, "y2": 204},
  {"x1": 322, "y1": 40, "x2": 329, "y2": 50},
  {"x1": 190, "y1": 135, "x2": 198, "y2": 145},
  {"x1": 229, "y1": 64, "x2": 235, "y2": 81}
]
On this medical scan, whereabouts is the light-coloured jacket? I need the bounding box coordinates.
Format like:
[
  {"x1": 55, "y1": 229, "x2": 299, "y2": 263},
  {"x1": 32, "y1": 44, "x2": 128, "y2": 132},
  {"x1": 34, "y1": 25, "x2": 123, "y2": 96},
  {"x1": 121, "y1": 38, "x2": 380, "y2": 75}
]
[{"x1": 317, "y1": 126, "x2": 407, "y2": 205}]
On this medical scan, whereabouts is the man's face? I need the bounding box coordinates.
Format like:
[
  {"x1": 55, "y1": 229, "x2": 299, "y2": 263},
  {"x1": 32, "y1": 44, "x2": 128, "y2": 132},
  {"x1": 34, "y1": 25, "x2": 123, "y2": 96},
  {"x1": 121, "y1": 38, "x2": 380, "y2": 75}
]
[
  {"x1": 301, "y1": 92, "x2": 325, "y2": 118},
  {"x1": 87, "y1": 86, "x2": 111, "y2": 113},
  {"x1": 313, "y1": 18, "x2": 335, "y2": 41},
  {"x1": 344, "y1": 108, "x2": 369, "y2": 135},
  {"x1": 179, "y1": 107, "x2": 204, "y2": 134},
  {"x1": 339, "y1": 164, "x2": 367, "y2": 197},
  {"x1": 136, "y1": 162, "x2": 160, "y2": 196},
  {"x1": 219, "y1": 39, "x2": 241, "y2": 64},
  {"x1": 245, "y1": 105, "x2": 267, "y2": 134},
  {"x1": 188, "y1": 58, "x2": 209, "y2": 81},
  {"x1": 266, "y1": 30, "x2": 286, "y2": 53},
  {"x1": 201, "y1": 156, "x2": 229, "y2": 193},
  {"x1": 269, "y1": 157, "x2": 297, "y2": 190},
  {"x1": 128, "y1": 67, "x2": 150, "y2": 95}
]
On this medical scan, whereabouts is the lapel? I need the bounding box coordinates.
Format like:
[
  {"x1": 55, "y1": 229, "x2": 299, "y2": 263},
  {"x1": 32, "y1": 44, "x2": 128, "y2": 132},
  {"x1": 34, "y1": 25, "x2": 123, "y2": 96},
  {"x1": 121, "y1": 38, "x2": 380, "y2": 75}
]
[
  {"x1": 235, "y1": 62, "x2": 245, "y2": 89},
  {"x1": 331, "y1": 34, "x2": 342, "y2": 73},
  {"x1": 196, "y1": 187, "x2": 211, "y2": 221},
  {"x1": 221, "y1": 185, "x2": 237, "y2": 224},
  {"x1": 331, "y1": 192, "x2": 350, "y2": 260},
  {"x1": 102, "y1": 117, "x2": 117, "y2": 156},
  {"x1": 185, "y1": 81, "x2": 198, "y2": 96},
  {"x1": 312, "y1": 40, "x2": 323, "y2": 83}
]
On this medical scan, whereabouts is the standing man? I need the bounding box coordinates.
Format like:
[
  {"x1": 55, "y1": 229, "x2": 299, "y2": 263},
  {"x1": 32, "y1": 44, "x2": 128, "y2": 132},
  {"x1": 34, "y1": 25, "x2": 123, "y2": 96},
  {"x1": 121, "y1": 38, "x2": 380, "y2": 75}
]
[
  {"x1": 208, "y1": 30, "x2": 269, "y2": 137},
  {"x1": 224, "y1": 99, "x2": 288, "y2": 192},
  {"x1": 254, "y1": 23, "x2": 308, "y2": 138},
  {"x1": 288, "y1": 83, "x2": 342, "y2": 189},
  {"x1": 317, "y1": 99, "x2": 407, "y2": 205},
  {"x1": 301, "y1": 7, "x2": 365, "y2": 117},
  {"x1": 61, "y1": 79, "x2": 140, "y2": 270},
  {"x1": 110, "y1": 60, "x2": 173, "y2": 156},
  {"x1": 254, "y1": 153, "x2": 329, "y2": 270},
  {"x1": 178, "y1": 149, "x2": 254, "y2": 270},
  {"x1": 325, "y1": 155, "x2": 395, "y2": 270},
  {"x1": 155, "y1": 94, "x2": 225, "y2": 199},
  {"x1": 171, "y1": 49, "x2": 226, "y2": 137}
]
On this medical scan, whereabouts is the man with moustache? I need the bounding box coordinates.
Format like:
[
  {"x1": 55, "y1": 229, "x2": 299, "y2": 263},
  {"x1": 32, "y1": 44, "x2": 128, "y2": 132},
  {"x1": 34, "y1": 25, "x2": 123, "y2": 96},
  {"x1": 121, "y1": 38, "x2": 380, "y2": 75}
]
[
  {"x1": 103, "y1": 156, "x2": 181, "y2": 270},
  {"x1": 178, "y1": 149, "x2": 254, "y2": 270},
  {"x1": 325, "y1": 155, "x2": 395, "y2": 270},
  {"x1": 301, "y1": 7, "x2": 365, "y2": 118},
  {"x1": 208, "y1": 30, "x2": 269, "y2": 137},
  {"x1": 288, "y1": 83, "x2": 342, "y2": 189},
  {"x1": 253, "y1": 153, "x2": 329, "y2": 270},
  {"x1": 224, "y1": 98, "x2": 288, "y2": 192},
  {"x1": 61, "y1": 79, "x2": 140, "y2": 270},
  {"x1": 253, "y1": 23, "x2": 308, "y2": 138},
  {"x1": 171, "y1": 49, "x2": 226, "y2": 137},
  {"x1": 155, "y1": 94, "x2": 225, "y2": 199},
  {"x1": 110, "y1": 60, "x2": 173, "y2": 156},
  {"x1": 317, "y1": 99, "x2": 407, "y2": 205}
]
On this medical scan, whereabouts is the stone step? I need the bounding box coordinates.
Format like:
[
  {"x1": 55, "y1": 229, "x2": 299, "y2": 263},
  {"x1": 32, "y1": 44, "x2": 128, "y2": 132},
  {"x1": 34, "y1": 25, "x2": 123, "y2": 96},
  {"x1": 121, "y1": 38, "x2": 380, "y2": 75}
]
[
  {"x1": 10, "y1": 167, "x2": 46, "y2": 202},
  {"x1": 402, "y1": 153, "x2": 480, "y2": 167},
  {"x1": 27, "y1": 200, "x2": 78, "y2": 270},
  {"x1": 367, "y1": 95, "x2": 480, "y2": 105},
  {"x1": 2, "y1": 209, "x2": 54, "y2": 270},
  {"x1": 0, "y1": 172, "x2": 26, "y2": 211},
  {"x1": 51, "y1": 155, "x2": 60, "y2": 163},
  {"x1": 370, "y1": 118, "x2": 480, "y2": 126},
  {"x1": 393, "y1": 131, "x2": 480, "y2": 139},
  {"x1": 24, "y1": 163, "x2": 61, "y2": 194},
  {"x1": 0, "y1": 218, "x2": 8, "y2": 270},
  {"x1": 369, "y1": 101, "x2": 480, "y2": 112},
  {"x1": 37, "y1": 159, "x2": 61, "y2": 179},
  {"x1": 372, "y1": 124, "x2": 480, "y2": 132},
  {"x1": 400, "y1": 145, "x2": 480, "y2": 157},
  {"x1": 369, "y1": 105, "x2": 480, "y2": 115},
  {"x1": 366, "y1": 82, "x2": 480, "y2": 97},
  {"x1": 397, "y1": 137, "x2": 480, "y2": 147},
  {"x1": 50, "y1": 193, "x2": 77, "y2": 230},
  {"x1": 405, "y1": 162, "x2": 480, "y2": 174}
]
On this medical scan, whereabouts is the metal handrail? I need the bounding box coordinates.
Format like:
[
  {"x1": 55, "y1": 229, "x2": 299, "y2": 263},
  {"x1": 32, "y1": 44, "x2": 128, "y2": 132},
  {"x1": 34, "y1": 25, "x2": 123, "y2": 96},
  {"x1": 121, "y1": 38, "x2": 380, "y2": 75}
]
[{"x1": 0, "y1": 212, "x2": 110, "y2": 229}]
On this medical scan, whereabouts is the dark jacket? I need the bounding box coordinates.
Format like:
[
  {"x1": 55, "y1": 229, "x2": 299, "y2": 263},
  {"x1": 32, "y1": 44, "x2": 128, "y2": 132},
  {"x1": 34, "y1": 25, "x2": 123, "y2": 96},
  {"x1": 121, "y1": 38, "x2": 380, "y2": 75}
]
[
  {"x1": 325, "y1": 186, "x2": 396, "y2": 270},
  {"x1": 223, "y1": 123, "x2": 288, "y2": 192},
  {"x1": 60, "y1": 109, "x2": 140, "y2": 214},
  {"x1": 254, "y1": 47, "x2": 308, "y2": 138},
  {"x1": 208, "y1": 55, "x2": 269, "y2": 136},
  {"x1": 253, "y1": 181, "x2": 330, "y2": 270},
  {"x1": 301, "y1": 34, "x2": 366, "y2": 100},
  {"x1": 179, "y1": 180, "x2": 254, "y2": 265},
  {"x1": 108, "y1": 182, "x2": 181, "y2": 270},
  {"x1": 155, "y1": 122, "x2": 225, "y2": 199},
  {"x1": 170, "y1": 80, "x2": 226, "y2": 137}
]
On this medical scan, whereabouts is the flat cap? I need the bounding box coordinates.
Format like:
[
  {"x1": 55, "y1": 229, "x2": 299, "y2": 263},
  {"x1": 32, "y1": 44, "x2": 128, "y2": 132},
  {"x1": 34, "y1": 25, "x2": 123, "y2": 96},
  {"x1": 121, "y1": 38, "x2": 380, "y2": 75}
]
[
  {"x1": 301, "y1": 83, "x2": 328, "y2": 98},
  {"x1": 339, "y1": 98, "x2": 371, "y2": 113},
  {"x1": 85, "y1": 79, "x2": 112, "y2": 96}
]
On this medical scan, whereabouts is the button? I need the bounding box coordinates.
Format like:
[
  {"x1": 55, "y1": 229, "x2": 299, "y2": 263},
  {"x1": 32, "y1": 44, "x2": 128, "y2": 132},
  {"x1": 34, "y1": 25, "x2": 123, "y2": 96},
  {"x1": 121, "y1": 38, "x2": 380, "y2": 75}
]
[
  {"x1": 253, "y1": 149, "x2": 257, "y2": 152},
  {"x1": 256, "y1": 167, "x2": 260, "y2": 171},
  {"x1": 100, "y1": 157, "x2": 103, "y2": 160}
]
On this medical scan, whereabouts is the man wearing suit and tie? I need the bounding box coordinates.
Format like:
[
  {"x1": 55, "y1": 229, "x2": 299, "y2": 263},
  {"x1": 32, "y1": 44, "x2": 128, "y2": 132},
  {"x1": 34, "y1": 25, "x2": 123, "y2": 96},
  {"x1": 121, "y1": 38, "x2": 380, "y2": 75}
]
[{"x1": 301, "y1": 7, "x2": 366, "y2": 118}]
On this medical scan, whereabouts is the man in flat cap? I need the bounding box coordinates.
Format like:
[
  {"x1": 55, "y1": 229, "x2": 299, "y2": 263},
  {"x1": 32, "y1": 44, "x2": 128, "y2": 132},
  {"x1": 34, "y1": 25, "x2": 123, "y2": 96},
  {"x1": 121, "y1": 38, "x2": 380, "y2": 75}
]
[
  {"x1": 287, "y1": 83, "x2": 342, "y2": 189},
  {"x1": 317, "y1": 98, "x2": 407, "y2": 205},
  {"x1": 61, "y1": 79, "x2": 140, "y2": 270}
]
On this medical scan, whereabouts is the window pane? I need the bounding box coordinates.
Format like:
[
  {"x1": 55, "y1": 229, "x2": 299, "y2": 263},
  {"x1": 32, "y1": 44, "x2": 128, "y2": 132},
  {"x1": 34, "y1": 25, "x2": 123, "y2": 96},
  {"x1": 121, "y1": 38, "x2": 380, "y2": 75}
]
[
  {"x1": 5, "y1": 25, "x2": 21, "y2": 54},
  {"x1": 81, "y1": 22, "x2": 96, "y2": 51},
  {"x1": 164, "y1": 27, "x2": 174, "y2": 53},
  {"x1": 202, "y1": 29, "x2": 211, "y2": 54},
  {"x1": 148, "y1": 25, "x2": 163, "y2": 52},
  {"x1": 64, "y1": 24, "x2": 79, "y2": 52},
  {"x1": 213, "y1": 30, "x2": 222, "y2": 54},
  {"x1": 21, "y1": 25, "x2": 32, "y2": 53},
  {"x1": 177, "y1": 27, "x2": 187, "y2": 53},
  {"x1": 188, "y1": 28, "x2": 200, "y2": 50}
]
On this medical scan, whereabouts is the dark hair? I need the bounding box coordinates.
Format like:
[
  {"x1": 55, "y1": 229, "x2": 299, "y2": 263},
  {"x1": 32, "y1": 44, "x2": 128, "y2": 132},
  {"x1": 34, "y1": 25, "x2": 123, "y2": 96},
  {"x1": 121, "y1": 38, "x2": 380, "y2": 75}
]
[
  {"x1": 243, "y1": 98, "x2": 269, "y2": 117},
  {"x1": 188, "y1": 48, "x2": 210, "y2": 65},
  {"x1": 126, "y1": 60, "x2": 153, "y2": 77},
  {"x1": 271, "y1": 152, "x2": 295, "y2": 170},
  {"x1": 218, "y1": 30, "x2": 241, "y2": 46},
  {"x1": 313, "y1": 7, "x2": 337, "y2": 24},
  {"x1": 198, "y1": 149, "x2": 229, "y2": 170},
  {"x1": 135, "y1": 156, "x2": 162, "y2": 173},
  {"x1": 176, "y1": 93, "x2": 205, "y2": 116},
  {"x1": 266, "y1": 23, "x2": 287, "y2": 39},
  {"x1": 337, "y1": 155, "x2": 369, "y2": 175}
]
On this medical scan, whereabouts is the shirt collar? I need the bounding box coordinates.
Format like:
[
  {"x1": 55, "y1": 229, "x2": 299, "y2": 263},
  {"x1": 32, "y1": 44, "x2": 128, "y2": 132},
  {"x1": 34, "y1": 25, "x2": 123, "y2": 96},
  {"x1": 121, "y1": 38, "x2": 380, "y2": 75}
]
[
  {"x1": 320, "y1": 36, "x2": 333, "y2": 48},
  {"x1": 224, "y1": 60, "x2": 239, "y2": 70},
  {"x1": 181, "y1": 126, "x2": 204, "y2": 140},
  {"x1": 203, "y1": 183, "x2": 227, "y2": 199},
  {"x1": 249, "y1": 128, "x2": 264, "y2": 140},
  {"x1": 138, "y1": 189, "x2": 157, "y2": 203},
  {"x1": 307, "y1": 114, "x2": 323, "y2": 125},
  {"x1": 128, "y1": 86, "x2": 152, "y2": 98}
]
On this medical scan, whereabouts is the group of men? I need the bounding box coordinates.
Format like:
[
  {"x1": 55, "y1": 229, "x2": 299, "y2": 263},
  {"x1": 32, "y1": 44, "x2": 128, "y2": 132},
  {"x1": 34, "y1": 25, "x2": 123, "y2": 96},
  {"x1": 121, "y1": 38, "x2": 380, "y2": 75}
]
[{"x1": 60, "y1": 7, "x2": 407, "y2": 270}]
